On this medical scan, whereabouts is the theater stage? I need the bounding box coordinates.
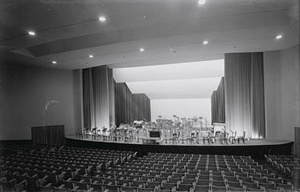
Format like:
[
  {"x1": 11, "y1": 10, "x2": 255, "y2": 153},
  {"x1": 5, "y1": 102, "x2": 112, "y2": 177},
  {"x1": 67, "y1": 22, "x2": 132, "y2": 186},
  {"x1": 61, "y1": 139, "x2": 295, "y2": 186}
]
[{"x1": 65, "y1": 135, "x2": 293, "y2": 158}]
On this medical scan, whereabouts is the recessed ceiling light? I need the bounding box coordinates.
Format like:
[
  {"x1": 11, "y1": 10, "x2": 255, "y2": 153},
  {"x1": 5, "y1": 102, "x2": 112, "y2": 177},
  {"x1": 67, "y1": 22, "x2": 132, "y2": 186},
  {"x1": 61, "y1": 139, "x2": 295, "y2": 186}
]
[
  {"x1": 28, "y1": 31, "x2": 36, "y2": 36},
  {"x1": 198, "y1": 0, "x2": 206, "y2": 5},
  {"x1": 89, "y1": 55, "x2": 94, "y2": 58},
  {"x1": 139, "y1": 48, "x2": 145, "y2": 52},
  {"x1": 202, "y1": 40, "x2": 208, "y2": 45},
  {"x1": 52, "y1": 61, "x2": 57, "y2": 64},
  {"x1": 98, "y1": 16, "x2": 106, "y2": 22},
  {"x1": 275, "y1": 34, "x2": 283, "y2": 40}
]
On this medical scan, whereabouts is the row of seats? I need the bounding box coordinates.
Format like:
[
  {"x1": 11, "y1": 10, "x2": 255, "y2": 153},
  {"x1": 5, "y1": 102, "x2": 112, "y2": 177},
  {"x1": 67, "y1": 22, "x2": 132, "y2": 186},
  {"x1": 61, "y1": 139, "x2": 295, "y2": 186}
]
[
  {"x1": 264, "y1": 155, "x2": 300, "y2": 180},
  {"x1": 97, "y1": 153, "x2": 293, "y2": 192},
  {"x1": 0, "y1": 143, "x2": 296, "y2": 192},
  {"x1": 0, "y1": 144, "x2": 136, "y2": 192}
]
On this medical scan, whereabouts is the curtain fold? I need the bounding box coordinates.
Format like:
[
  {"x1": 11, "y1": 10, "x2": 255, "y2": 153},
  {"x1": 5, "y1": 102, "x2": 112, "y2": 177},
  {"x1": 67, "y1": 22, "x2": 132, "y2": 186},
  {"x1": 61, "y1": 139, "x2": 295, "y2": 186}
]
[
  {"x1": 225, "y1": 52, "x2": 265, "y2": 138},
  {"x1": 211, "y1": 77, "x2": 225, "y2": 124},
  {"x1": 82, "y1": 65, "x2": 114, "y2": 129},
  {"x1": 115, "y1": 83, "x2": 151, "y2": 126}
]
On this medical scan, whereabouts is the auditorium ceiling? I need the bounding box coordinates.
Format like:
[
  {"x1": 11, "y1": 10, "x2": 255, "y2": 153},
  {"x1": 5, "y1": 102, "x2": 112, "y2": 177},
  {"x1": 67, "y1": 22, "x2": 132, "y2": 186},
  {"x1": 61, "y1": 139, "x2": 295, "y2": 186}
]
[{"x1": 0, "y1": 0, "x2": 299, "y2": 70}]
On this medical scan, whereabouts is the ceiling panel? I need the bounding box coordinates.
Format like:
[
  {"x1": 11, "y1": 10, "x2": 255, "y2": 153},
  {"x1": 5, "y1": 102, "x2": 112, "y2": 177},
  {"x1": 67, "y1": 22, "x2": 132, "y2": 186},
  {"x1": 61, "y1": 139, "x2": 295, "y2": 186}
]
[
  {"x1": 113, "y1": 59, "x2": 224, "y2": 82},
  {"x1": 126, "y1": 77, "x2": 222, "y2": 99},
  {"x1": 0, "y1": 0, "x2": 298, "y2": 70}
]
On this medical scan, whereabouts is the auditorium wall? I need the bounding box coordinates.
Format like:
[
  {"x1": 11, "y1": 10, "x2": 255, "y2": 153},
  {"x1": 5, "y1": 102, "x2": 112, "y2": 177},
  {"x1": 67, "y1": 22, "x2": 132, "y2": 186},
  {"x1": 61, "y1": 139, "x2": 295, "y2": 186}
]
[
  {"x1": 0, "y1": 55, "x2": 78, "y2": 140},
  {"x1": 151, "y1": 99, "x2": 211, "y2": 123},
  {"x1": 264, "y1": 45, "x2": 300, "y2": 140}
]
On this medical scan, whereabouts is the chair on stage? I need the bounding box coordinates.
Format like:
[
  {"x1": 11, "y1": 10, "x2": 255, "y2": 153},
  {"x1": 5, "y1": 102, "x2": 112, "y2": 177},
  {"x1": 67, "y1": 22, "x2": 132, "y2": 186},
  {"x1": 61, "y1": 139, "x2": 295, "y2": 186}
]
[
  {"x1": 170, "y1": 133, "x2": 179, "y2": 144},
  {"x1": 203, "y1": 131, "x2": 215, "y2": 144},
  {"x1": 75, "y1": 128, "x2": 83, "y2": 138},
  {"x1": 83, "y1": 127, "x2": 92, "y2": 138},
  {"x1": 97, "y1": 128, "x2": 102, "y2": 140},
  {"x1": 237, "y1": 131, "x2": 246, "y2": 144},
  {"x1": 228, "y1": 131, "x2": 237, "y2": 144},
  {"x1": 91, "y1": 127, "x2": 97, "y2": 140},
  {"x1": 102, "y1": 127, "x2": 108, "y2": 141},
  {"x1": 219, "y1": 130, "x2": 229, "y2": 144},
  {"x1": 187, "y1": 132, "x2": 196, "y2": 144}
]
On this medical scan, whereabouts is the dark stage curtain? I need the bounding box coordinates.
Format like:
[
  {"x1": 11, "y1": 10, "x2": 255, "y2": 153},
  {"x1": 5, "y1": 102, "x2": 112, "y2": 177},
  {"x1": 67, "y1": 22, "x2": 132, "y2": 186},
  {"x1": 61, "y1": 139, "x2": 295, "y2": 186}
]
[
  {"x1": 115, "y1": 83, "x2": 132, "y2": 125},
  {"x1": 115, "y1": 83, "x2": 151, "y2": 126},
  {"x1": 211, "y1": 91, "x2": 217, "y2": 124},
  {"x1": 225, "y1": 52, "x2": 265, "y2": 138},
  {"x1": 82, "y1": 65, "x2": 115, "y2": 129},
  {"x1": 211, "y1": 77, "x2": 225, "y2": 124},
  {"x1": 132, "y1": 94, "x2": 151, "y2": 122}
]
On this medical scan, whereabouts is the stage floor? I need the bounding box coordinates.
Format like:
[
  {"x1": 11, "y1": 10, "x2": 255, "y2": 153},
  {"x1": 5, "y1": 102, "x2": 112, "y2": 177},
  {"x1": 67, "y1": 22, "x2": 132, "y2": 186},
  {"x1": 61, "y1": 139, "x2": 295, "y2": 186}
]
[
  {"x1": 66, "y1": 135, "x2": 292, "y2": 147},
  {"x1": 65, "y1": 135, "x2": 294, "y2": 158}
]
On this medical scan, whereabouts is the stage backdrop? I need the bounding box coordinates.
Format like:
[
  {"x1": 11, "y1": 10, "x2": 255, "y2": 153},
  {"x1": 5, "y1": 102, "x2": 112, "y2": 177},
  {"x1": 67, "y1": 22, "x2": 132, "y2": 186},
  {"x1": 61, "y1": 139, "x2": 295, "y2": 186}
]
[
  {"x1": 225, "y1": 52, "x2": 265, "y2": 139},
  {"x1": 151, "y1": 98, "x2": 211, "y2": 123}
]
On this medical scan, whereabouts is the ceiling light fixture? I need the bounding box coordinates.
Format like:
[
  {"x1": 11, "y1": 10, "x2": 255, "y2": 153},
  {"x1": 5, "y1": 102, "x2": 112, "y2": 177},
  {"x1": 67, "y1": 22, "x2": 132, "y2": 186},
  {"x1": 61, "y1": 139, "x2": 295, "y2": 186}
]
[
  {"x1": 139, "y1": 48, "x2": 145, "y2": 52},
  {"x1": 198, "y1": 0, "x2": 206, "y2": 5},
  {"x1": 98, "y1": 16, "x2": 106, "y2": 22},
  {"x1": 28, "y1": 31, "x2": 36, "y2": 36},
  {"x1": 275, "y1": 34, "x2": 283, "y2": 40},
  {"x1": 89, "y1": 55, "x2": 94, "y2": 58},
  {"x1": 202, "y1": 40, "x2": 208, "y2": 45},
  {"x1": 52, "y1": 61, "x2": 57, "y2": 64}
]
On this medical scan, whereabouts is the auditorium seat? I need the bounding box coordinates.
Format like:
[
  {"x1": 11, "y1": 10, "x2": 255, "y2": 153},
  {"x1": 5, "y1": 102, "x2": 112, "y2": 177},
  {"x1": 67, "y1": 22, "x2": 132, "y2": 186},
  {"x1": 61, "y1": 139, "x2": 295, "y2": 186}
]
[
  {"x1": 91, "y1": 183, "x2": 104, "y2": 192},
  {"x1": 211, "y1": 175, "x2": 224, "y2": 181},
  {"x1": 245, "y1": 188, "x2": 265, "y2": 192},
  {"x1": 242, "y1": 181, "x2": 260, "y2": 190},
  {"x1": 138, "y1": 188, "x2": 154, "y2": 192},
  {"x1": 121, "y1": 186, "x2": 137, "y2": 192},
  {"x1": 193, "y1": 185, "x2": 210, "y2": 192},
  {"x1": 211, "y1": 185, "x2": 228, "y2": 192},
  {"x1": 226, "y1": 181, "x2": 242, "y2": 188},
  {"x1": 224, "y1": 176, "x2": 238, "y2": 183},
  {"x1": 276, "y1": 183, "x2": 294, "y2": 191},
  {"x1": 160, "y1": 182, "x2": 177, "y2": 191},
  {"x1": 105, "y1": 184, "x2": 119, "y2": 192},
  {"x1": 72, "y1": 182, "x2": 94, "y2": 192},
  {"x1": 146, "y1": 181, "x2": 161, "y2": 189},
  {"x1": 176, "y1": 183, "x2": 193, "y2": 192},
  {"x1": 1, "y1": 174, "x2": 28, "y2": 192},
  {"x1": 180, "y1": 178, "x2": 195, "y2": 185},
  {"x1": 258, "y1": 182, "x2": 277, "y2": 191},
  {"x1": 0, "y1": 144, "x2": 296, "y2": 192},
  {"x1": 228, "y1": 186, "x2": 246, "y2": 192},
  {"x1": 52, "y1": 188, "x2": 68, "y2": 192},
  {"x1": 211, "y1": 180, "x2": 226, "y2": 187}
]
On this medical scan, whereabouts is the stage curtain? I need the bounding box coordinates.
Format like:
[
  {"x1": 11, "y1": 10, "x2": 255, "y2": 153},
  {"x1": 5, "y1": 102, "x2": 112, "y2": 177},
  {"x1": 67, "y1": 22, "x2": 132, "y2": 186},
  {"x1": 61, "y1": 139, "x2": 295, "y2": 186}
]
[
  {"x1": 115, "y1": 83, "x2": 132, "y2": 126},
  {"x1": 217, "y1": 77, "x2": 225, "y2": 123},
  {"x1": 211, "y1": 91, "x2": 217, "y2": 124},
  {"x1": 82, "y1": 65, "x2": 114, "y2": 129},
  {"x1": 132, "y1": 94, "x2": 151, "y2": 122},
  {"x1": 115, "y1": 83, "x2": 151, "y2": 126},
  {"x1": 211, "y1": 77, "x2": 225, "y2": 124},
  {"x1": 225, "y1": 52, "x2": 265, "y2": 138}
]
